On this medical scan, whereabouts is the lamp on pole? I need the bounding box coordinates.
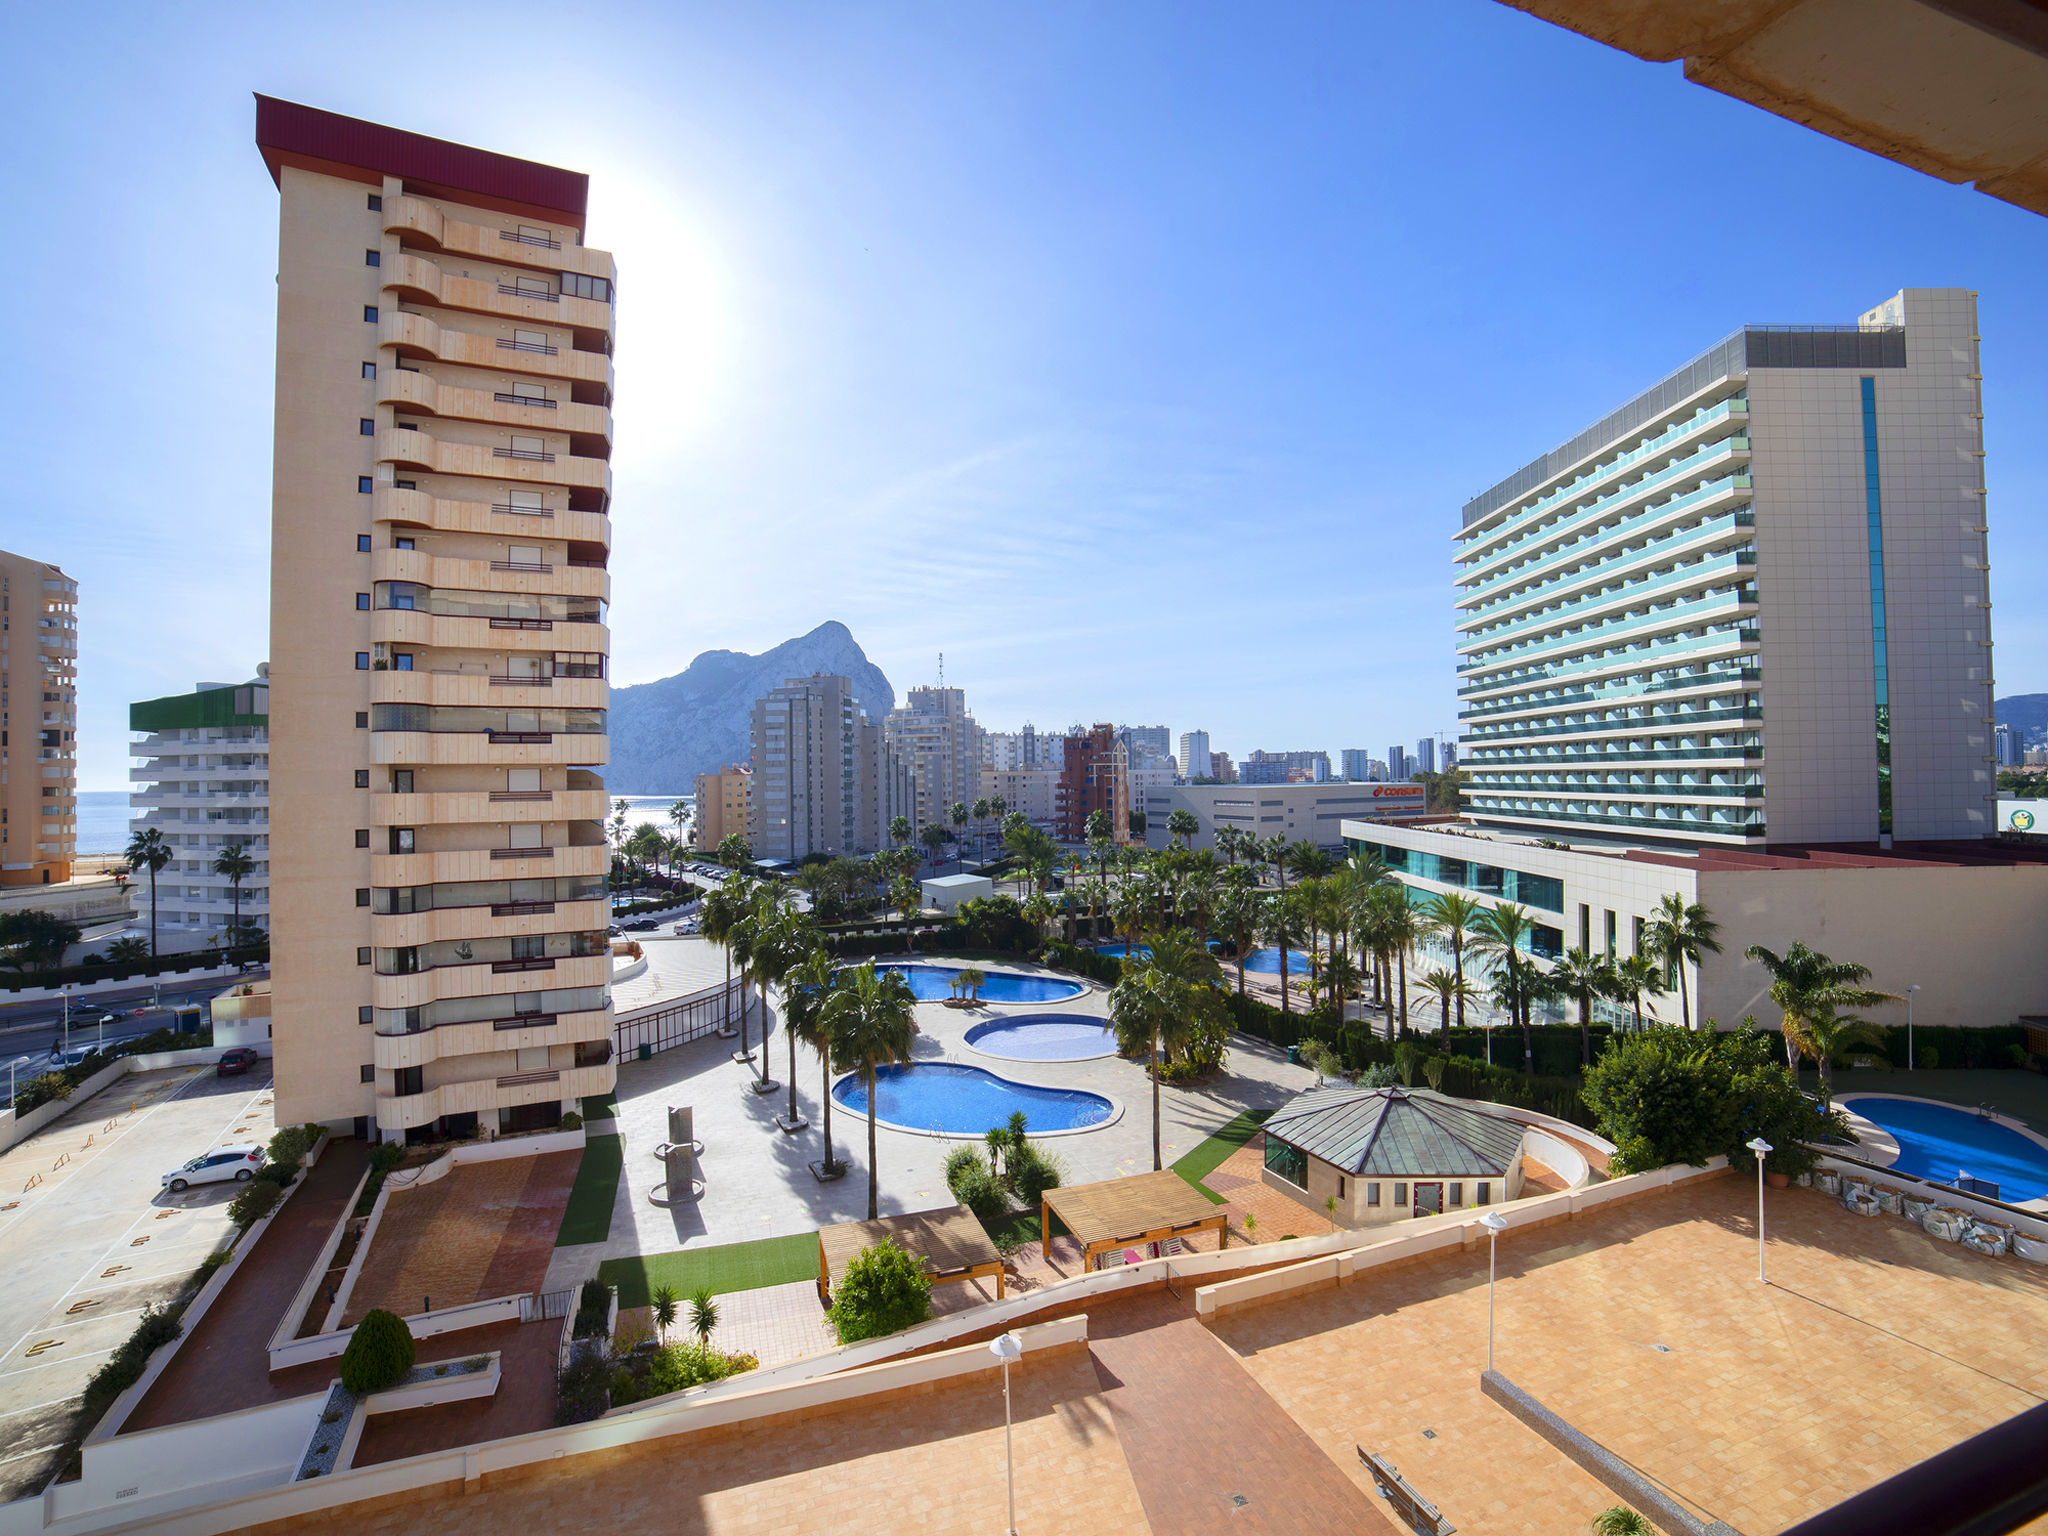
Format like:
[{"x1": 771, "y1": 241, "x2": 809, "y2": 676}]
[
  {"x1": 989, "y1": 1331, "x2": 1022, "y2": 1535},
  {"x1": 1479, "y1": 1209, "x2": 1508, "y2": 1371},
  {"x1": 1746, "y1": 1137, "x2": 1773, "y2": 1284},
  {"x1": 1906, "y1": 984, "x2": 1921, "y2": 1071}
]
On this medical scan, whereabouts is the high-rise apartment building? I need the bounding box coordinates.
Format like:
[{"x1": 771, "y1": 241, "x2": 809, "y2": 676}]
[
  {"x1": 1178, "y1": 731, "x2": 1211, "y2": 780},
  {"x1": 1414, "y1": 737, "x2": 1437, "y2": 776},
  {"x1": 0, "y1": 550, "x2": 78, "y2": 886},
  {"x1": 1456, "y1": 289, "x2": 1992, "y2": 848},
  {"x1": 1121, "y1": 725, "x2": 1172, "y2": 769},
  {"x1": 693, "y1": 765, "x2": 750, "y2": 853},
  {"x1": 747, "y1": 674, "x2": 901, "y2": 861},
  {"x1": 1340, "y1": 748, "x2": 1372, "y2": 783},
  {"x1": 1208, "y1": 750, "x2": 1237, "y2": 784},
  {"x1": 1246, "y1": 749, "x2": 1332, "y2": 783},
  {"x1": 884, "y1": 686, "x2": 980, "y2": 836},
  {"x1": 129, "y1": 676, "x2": 271, "y2": 948},
  {"x1": 1388, "y1": 746, "x2": 1409, "y2": 781},
  {"x1": 256, "y1": 99, "x2": 618, "y2": 1141},
  {"x1": 986, "y1": 725, "x2": 1057, "y2": 773},
  {"x1": 1055, "y1": 724, "x2": 1128, "y2": 843}
]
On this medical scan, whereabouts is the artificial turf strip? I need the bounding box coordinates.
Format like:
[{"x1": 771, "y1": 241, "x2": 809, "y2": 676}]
[
  {"x1": 555, "y1": 1133, "x2": 624, "y2": 1247},
  {"x1": 1169, "y1": 1107, "x2": 1273, "y2": 1204},
  {"x1": 598, "y1": 1232, "x2": 821, "y2": 1310},
  {"x1": 580, "y1": 1091, "x2": 619, "y2": 1121}
]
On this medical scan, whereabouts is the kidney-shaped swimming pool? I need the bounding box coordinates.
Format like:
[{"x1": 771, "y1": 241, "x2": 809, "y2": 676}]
[
  {"x1": 832, "y1": 1063, "x2": 1116, "y2": 1136},
  {"x1": 1840, "y1": 1094, "x2": 2048, "y2": 1204},
  {"x1": 865, "y1": 963, "x2": 1086, "y2": 1004}
]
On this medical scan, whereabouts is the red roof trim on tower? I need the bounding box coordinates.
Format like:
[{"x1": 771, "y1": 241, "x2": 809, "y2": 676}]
[{"x1": 254, "y1": 95, "x2": 588, "y2": 230}]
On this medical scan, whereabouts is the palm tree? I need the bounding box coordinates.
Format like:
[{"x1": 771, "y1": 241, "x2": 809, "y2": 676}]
[
  {"x1": 668, "y1": 798, "x2": 691, "y2": 865},
  {"x1": 212, "y1": 840, "x2": 257, "y2": 947},
  {"x1": 1550, "y1": 947, "x2": 1620, "y2": 1065},
  {"x1": 987, "y1": 796, "x2": 1007, "y2": 864},
  {"x1": 716, "y1": 832, "x2": 751, "y2": 870},
  {"x1": 1418, "y1": 891, "x2": 1484, "y2": 1030},
  {"x1": 1472, "y1": 903, "x2": 1539, "y2": 1073},
  {"x1": 699, "y1": 881, "x2": 746, "y2": 1036},
  {"x1": 1299, "y1": 878, "x2": 1342, "y2": 1010},
  {"x1": 1591, "y1": 1508, "x2": 1655, "y2": 1536},
  {"x1": 1214, "y1": 884, "x2": 1260, "y2": 995},
  {"x1": 688, "y1": 1287, "x2": 718, "y2": 1346},
  {"x1": 921, "y1": 821, "x2": 950, "y2": 868},
  {"x1": 1372, "y1": 884, "x2": 1419, "y2": 1033},
  {"x1": 824, "y1": 963, "x2": 920, "y2": 1219},
  {"x1": 1323, "y1": 951, "x2": 1362, "y2": 1019},
  {"x1": 651, "y1": 1283, "x2": 680, "y2": 1345},
  {"x1": 125, "y1": 827, "x2": 173, "y2": 958},
  {"x1": 1108, "y1": 928, "x2": 1225, "y2": 1169},
  {"x1": 1415, "y1": 967, "x2": 1475, "y2": 1036},
  {"x1": 1744, "y1": 940, "x2": 1899, "y2": 1086},
  {"x1": 1787, "y1": 1004, "x2": 1890, "y2": 1094},
  {"x1": 1283, "y1": 841, "x2": 1333, "y2": 888},
  {"x1": 1262, "y1": 835, "x2": 1292, "y2": 894},
  {"x1": 949, "y1": 802, "x2": 970, "y2": 866},
  {"x1": 761, "y1": 912, "x2": 821, "y2": 1104},
  {"x1": 1166, "y1": 808, "x2": 1200, "y2": 849},
  {"x1": 889, "y1": 815, "x2": 912, "y2": 849},
  {"x1": 785, "y1": 947, "x2": 841, "y2": 1168},
  {"x1": 1613, "y1": 953, "x2": 1667, "y2": 1032},
  {"x1": 1648, "y1": 893, "x2": 1723, "y2": 1031},
  {"x1": 1262, "y1": 893, "x2": 1306, "y2": 1015}
]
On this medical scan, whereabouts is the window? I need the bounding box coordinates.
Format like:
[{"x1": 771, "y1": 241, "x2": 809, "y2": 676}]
[
  {"x1": 392, "y1": 652, "x2": 413, "y2": 671},
  {"x1": 355, "y1": 652, "x2": 370, "y2": 670},
  {"x1": 389, "y1": 827, "x2": 416, "y2": 854},
  {"x1": 1262, "y1": 1137, "x2": 1308, "y2": 1190},
  {"x1": 355, "y1": 887, "x2": 370, "y2": 907},
  {"x1": 511, "y1": 381, "x2": 548, "y2": 401},
  {"x1": 357, "y1": 534, "x2": 372, "y2": 552},
  {"x1": 1394, "y1": 1183, "x2": 1408, "y2": 1206},
  {"x1": 356, "y1": 946, "x2": 372, "y2": 965},
  {"x1": 512, "y1": 328, "x2": 548, "y2": 350},
  {"x1": 354, "y1": 770, "x2": 370, "y2": 788},
  {"x1": 1366, "y1": 1183, "x2": 1380, "y2": 1207},
  {"x1": 395, "y1": 537, "x2": 414, "y2": 549},
  {"x1": 362, "y1": 361, "x2": 377, "y2": 379},
  {"x1": 360, "y1": 419, "x2": 375, "y2": 436},
  {"x1": 1450, "y1": 1183, "x2": 1463, "y2": 1206},
  {"x1": 355, "y1": 711, "x2": 370, "y2": 728},
  {"x1": 358, "y1": 1006, "x2": 374, "y2": 1025},
  {"x1": 1338, "y1": 1175, "x2": 1347, "y2": 1200},
  {"x1": 363, "y1": 305, "x2": 379, "y2": 323},
  {"x1": 392, "y1": 769, "x2": 414, "y2": 793},
  {"x1": 356, "y1": 593, "x2": 371, "y2": 610},
  {"x1": 561, "y1": 271, "x2": 612, "y2": 303},
  {"x1": 395, "y1": 479, "x2": 416, "y2": 490},
  {"x1": 358, "y1": 477, "x2": 374, "y2": 494},
  {"x1": 360, "y1": 1064, "x2": 375, "y2": 1083},
  {"x1": 365, "y1": 249, "x2": 381, "y2": 267},
  {"x1": 1476, "y1": 1183, "x2": 1492, "y2": 1206},
  {"x1": 367, "y1": 193, "x2": 382, "y2": 211},
  {"x1": 395, "y1": 1065, "x2": 423, "y2": 1096},
  {"x1": 354, "y1": 829, "x2": 370, "y2": 848}
]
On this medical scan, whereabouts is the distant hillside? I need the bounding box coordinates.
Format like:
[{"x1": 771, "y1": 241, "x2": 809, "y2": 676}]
[
  {"x1": 1996, "y1": 694, "x2": 2048, "y2": 743},
  {"x1": 607, "y1": 621, "x2": 895, "y2": 793}
]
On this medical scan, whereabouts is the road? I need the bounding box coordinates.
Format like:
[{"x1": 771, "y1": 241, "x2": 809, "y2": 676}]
[
  {"x1": 0, "y1": 973, "x2": 266, "y2": 1069},
  {"x1": 0, "y1": 1063, "x2": 277, "y2": 1500}
]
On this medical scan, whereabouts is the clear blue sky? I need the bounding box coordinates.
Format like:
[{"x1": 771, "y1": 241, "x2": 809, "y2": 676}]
[{"x1": 7, "y1": 1, "x2": 2044, "y2": 791}]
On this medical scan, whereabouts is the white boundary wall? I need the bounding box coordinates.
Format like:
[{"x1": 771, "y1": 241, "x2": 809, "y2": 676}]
[{"x1": 0, "y1": 1048, "x2": 225, "y2": 1155}]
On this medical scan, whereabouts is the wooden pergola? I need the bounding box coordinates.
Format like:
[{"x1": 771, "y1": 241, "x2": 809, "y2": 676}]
[
  {"x1": 817, "y1": 1204, "x2": 1006, "y2": 1304},
  {"x1": 1041, "y1": 1169, "x2": 1229, "y2": 1271}
]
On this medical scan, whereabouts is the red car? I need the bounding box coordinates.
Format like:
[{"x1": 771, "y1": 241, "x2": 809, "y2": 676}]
[{"x1": 216, "y1": 1048, "x2": 262, "y2": 1077}]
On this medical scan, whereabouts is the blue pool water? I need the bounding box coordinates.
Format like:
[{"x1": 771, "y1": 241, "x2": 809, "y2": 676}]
[
  {"x1": 964, "y1": 1014, "x2": 1118, "y2": 1061},
  {"x1": 1095, "y1": 943, "x2": 1151, "y2": 960},
  {"x1": 833, "y1": 1063, "x2": 1114, "y2": 1134},
  {"x1": 1841, "y1": 1095, "x2": 2048, "y2": 1203},
  {"x1": 868, "y1": 963, "x2": 1085, "y2": 1003},
  {"x1": 1236, "y1": 946, "x2": 1310, "y2": 974}
]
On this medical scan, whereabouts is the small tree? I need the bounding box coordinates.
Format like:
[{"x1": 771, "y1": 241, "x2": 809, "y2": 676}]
[
  {"x1": 825, "y1": 1239, "x2": 933, "y2": 1343},
  {"x1": 651, "y1": 1284, "x2": 680, "y2": 1345},
  {"x1": 340, "y1": 1308, "x2": 415, "y2": 1395},
  {"x1": 688, "y1": 1287, "x2": 718, "y2": 1346},
  {"x1": 226, "y1": 1178, "x2": 282, "y2": 1228}
]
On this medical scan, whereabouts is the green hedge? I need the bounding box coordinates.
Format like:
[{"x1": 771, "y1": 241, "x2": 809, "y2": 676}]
[
  {"x1": 8, "y1": 1024, "x2": 219, "y2": 1114},
  {"x1": 1432, "y1": 1055, "x2": 1594, "y2": 1129},
  {"x1": 1042, "y1": 941, "x2": 1123, "y2": 986},
  {"x1": 1436, "y1": 1024, "x2": 1612, "y2": 1077},
  {"x1": 0, "y1": 944, "x2": 267, "y2": 993}
]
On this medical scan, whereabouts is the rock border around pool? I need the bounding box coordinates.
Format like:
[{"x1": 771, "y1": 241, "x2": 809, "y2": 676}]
[{"x1": 828, "y1": 1066, "x2": 1124, "y2": 1140}]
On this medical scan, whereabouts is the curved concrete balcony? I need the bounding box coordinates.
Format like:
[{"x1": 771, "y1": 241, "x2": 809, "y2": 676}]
[
  {"x1": 382, "y1": 252, "x2": 614, "y2": 336},
  {"x1": 374, "y1": 427, "x2": 608, "y2": 496},
  {"x1": 368, "y1": 612, "x2": 609, "y2": 655},
  {"x1": 369, "y1": 787, "x2": 611, "y2": 828},
  {"x1": 369, "y1": 899, "x2": 610, "y2": 950},
  {"x1": 378, "y1": 370, "x2": 611, "y2": 442},
  {"x1": 369, "y1": 548, "x2": 610, "y2": 602},
  {"x1": 374, "y1": 486, "x2": 609, "y2": 545},
  {"x1": 384, "y1": 196, "x2": 615, "y2": 283},
  {"x1": 367, "y1": 672, "x2": 608, "y2": 712},
  {"x1": 370, "y1": 952, "x2": 612, "y2": 1012},
  {"x1": 379, "y1": 310, "x2": 613, "y2": 394},
  {"x1": 375, "y1": 1061, "x2": 614, "y2": 1133},
  {"x1": 368, "y1": 730, "x2": 610, "y2": 771},
  {"x1": 373, "y1": 1008, "x2": 612, "y2": 1071},
  {"x1": 371, "y1": 843, "x2": 607, "y2": 888}
]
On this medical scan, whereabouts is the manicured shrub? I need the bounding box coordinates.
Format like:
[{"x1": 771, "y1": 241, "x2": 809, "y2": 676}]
[
  {"x1": 573, "y1": 1279, "x2": 614, "y2": 1340},
  {"x1": 943, "y1": 1145, "x2": 987, "y2": 1192},
  {"x1": 559, "y1": 1111, "x2": 583, "y2": 1131},
  {"x1": 825, "y1": 1239, "x2": 932, "y2": 1343},
  {"x1": 951, "y1": 1162, "x2": 1008, "y2": 1223},
  {"x1": 1012, "y1": 1143, "x2": 1065, "y2": 1206},
  {"x1": 610, "y1": 1341, "x2": 757, "y2": 1405},
  {"x1": 226, "y1": 1177, "x2": 282, "y2": 1228},
  {"x1": 80, "y1": 1301, "x2": 187, "y2": 1418},
  {"x1": 1919, "y1": 1046, "x2": 1940, "y2": 1071},
  {"x1": 340, "y1": 1308, "x2": 416, "y2": 1395}
]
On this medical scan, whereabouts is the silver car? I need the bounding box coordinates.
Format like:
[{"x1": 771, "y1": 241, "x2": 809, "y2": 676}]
[{"x1": 162, "y1": 1144, "x2": 265, "y2": 1192}]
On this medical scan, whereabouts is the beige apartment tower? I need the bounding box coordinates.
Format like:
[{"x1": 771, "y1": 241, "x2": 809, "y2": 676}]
[
  {"x1": 692, "y1": 765, "x2": 750, "y2": 853},
  {"x1": 255, "y1": 98, "x2": 617, "y2": 1140},
  {"x1": 0, "y1": 550, "x2": 79, "y2": 885}
]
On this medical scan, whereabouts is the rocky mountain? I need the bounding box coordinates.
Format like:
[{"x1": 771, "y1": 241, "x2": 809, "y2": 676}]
[
  {"x1": 606, "y1": 621, "x2": 896, "y2": 792},
  {"x1": 1996, "y1": 694, "x2": 2048, "y2": 746}
]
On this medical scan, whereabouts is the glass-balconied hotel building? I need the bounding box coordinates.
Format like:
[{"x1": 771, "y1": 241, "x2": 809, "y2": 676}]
[{"x1": 1454, "y1": 288, "x2": 1993, "y2": 849}]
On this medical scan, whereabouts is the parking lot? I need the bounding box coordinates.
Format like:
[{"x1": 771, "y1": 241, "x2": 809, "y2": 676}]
[{"x1": 0, "y1": 1062, "x2": 277, "y2": 1500}]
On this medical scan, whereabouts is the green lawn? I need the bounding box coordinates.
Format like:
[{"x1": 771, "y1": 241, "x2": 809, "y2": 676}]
[
  {"x1": 598, "y1": 1233, "x2": 821, "y2": 1310},
  {"x1": 1170, "y1": 1107, "x2": 1273, "y2": 1204},
  {"x1": 555, "y1": 1133, "x2": 623, "y2": 1247},
  {"x1": 580, "y1": 1091, "x2": 619, "y2": 1120}
]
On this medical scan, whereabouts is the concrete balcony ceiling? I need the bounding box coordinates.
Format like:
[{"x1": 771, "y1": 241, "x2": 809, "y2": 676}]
[
  {"x1": 373, "y1": 427, "x2": 610, "y2": 493},
  {"x1": 370, "y1": 844, "x2": 607, "y2": 886},
  {"x1": 382, "y1": 195, "x2": 616, "y2": 283},
  {"x1": 379, "y1": 310, "x2": 613, "y2": 395},
  {"x1": 382, "y1": 251, "x2": 613, "y2": 336},
  {"x1": 369, "y1": 787, "x2": 610, "y2": 827},
  {"x1": 368, "y1": 547, "x2": 610, "y2": 601},
  {"x1": 367, "y1": 672, "x2": 609, "y2": 712},
  {"x1": 377, "y1": 369, "x2": 613, "y2": 444},
  {"x1": 375, "y1": 485, "x2": 609, "y2": 545}
]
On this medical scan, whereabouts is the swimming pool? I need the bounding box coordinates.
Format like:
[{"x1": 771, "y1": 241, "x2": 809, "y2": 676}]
[
  {"x1": 832, "y1": 1063, "x2": 1116, "y2": 1136},
  {"x1": 1095, "y1": 943, "x2": 1150, "y2": 960},
  {"x1": 867, "y1": 963, "x2": 1085, "y2": 1003},
  {"x1": 964, "y1": 1013, "x2": 1119, "y2": 1062},
  {"x1": 1840, "y1": 1095, "x2": 2048, "y2": 1204},
  {"x1": 1232, "y1": 946, "x2": 1310, "y2": 974}
]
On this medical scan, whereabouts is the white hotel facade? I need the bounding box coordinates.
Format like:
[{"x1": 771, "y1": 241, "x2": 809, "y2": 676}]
[{"x1": 1346, "y1": 290, "x2": 2048, "y2": 1033}]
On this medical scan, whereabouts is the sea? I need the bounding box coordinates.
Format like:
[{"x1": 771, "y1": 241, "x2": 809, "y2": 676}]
[{"x1": 72, "y1": 789, "x2": 693, "y2": 858}]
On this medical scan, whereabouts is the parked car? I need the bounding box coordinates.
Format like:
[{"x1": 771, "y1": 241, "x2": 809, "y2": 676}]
[
  {"x1": 216, "y1": 1047, "x2": 262, "y2": 1077},
  {"x1": 625, "y1": 918, "x2": 659, "y2": 932},
  {"x1": 161, "y1": 1144, "x2": 264, "y2": 1192},
  {"x1": 47, "y1": 1044, "x2": 99, "y2": 1069}
]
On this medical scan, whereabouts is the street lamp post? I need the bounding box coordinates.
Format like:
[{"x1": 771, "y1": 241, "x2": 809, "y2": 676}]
[
  {"x1": 989, "y1": 1331, "x2": 1022, "y2": 1535},
  {"x1": 1907, "y1": 985, "x2": 1921, "y2": 1071},
  {"x1": 1746, "y1": 1137, "x2": 1773, "y2": 1284},
  {"x1": 1479, "y1": 1209, "x2": 1508, "y2": 1371}
]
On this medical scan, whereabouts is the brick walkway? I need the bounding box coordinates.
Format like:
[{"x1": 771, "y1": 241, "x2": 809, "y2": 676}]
[
  {"x1": 124, "y1": 1140, "x2": 371, "y2": 1431},
  {"x1": 349, "y1": 1316, "x2": 564, "y2": 1468},
  {"x1": 343, "y1": 1151, "x2": 579, "y2": 1324}
]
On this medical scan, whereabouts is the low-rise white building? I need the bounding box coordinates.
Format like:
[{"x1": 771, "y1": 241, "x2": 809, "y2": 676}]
[
  {"x1": 128, "y1": 675, "x2": 270, "y2": 951},
  {"x1": 921, "y1": 873, "x2": 993, "y2": 913},
  {"x1": 1142, "y1": 782, "x2": 1426, "y2": 853}
]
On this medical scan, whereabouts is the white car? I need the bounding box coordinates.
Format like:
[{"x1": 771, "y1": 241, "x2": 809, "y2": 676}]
[{"x1": 162, "y1": 1145, "x2": 265, "y2": 1193}]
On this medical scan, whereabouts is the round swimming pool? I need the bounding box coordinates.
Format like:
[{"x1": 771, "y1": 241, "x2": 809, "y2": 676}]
[
  {"x1": 867, "y1": 962, "x2": 1086, "y2": 1003},
  {"x1": 832, "y1": 1063, "x2": 1116, "y2": 1136},
  {"x1": 1840, "y1": 1094, "x2": 2048, "y2": 1203},
  {"x1": 964, "y1": 1013, "x2": 1118, "y2": 1061}
]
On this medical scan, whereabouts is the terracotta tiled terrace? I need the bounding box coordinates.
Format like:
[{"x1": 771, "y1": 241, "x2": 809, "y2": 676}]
[{"x1": 241, "y1": 1171, "x2": 2048, "y2": 1535}]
